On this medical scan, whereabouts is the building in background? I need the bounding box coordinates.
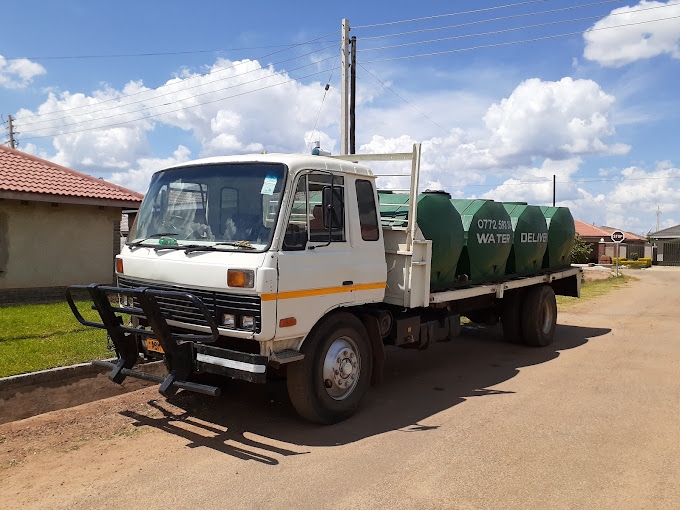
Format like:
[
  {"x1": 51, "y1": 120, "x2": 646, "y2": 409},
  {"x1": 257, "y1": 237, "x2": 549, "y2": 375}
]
[
  {"x1": 0, "y1": 145, "x2": 142, "y2": 304},
  {"x1": 574, "y1": 220, "x2": 648, "y2": 264},
  {"x1": 648, "y1": 225, "x2": 680, "y2": 266}
]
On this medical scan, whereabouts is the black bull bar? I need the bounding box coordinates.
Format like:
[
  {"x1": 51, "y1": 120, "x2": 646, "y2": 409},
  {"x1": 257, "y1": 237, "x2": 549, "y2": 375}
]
[{"x1": 66, "y1": 284, "x2": 268, "y2": 397}]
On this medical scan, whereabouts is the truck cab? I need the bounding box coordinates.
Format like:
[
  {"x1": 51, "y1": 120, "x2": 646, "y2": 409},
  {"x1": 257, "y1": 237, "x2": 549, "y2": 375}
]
[{"x1": 120, "y1": 153, "x2": 387, "y2": 346}]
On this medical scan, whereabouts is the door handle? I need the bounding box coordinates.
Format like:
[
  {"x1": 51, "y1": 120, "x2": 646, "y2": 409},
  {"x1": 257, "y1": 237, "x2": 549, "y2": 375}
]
[{"x1": 342, "y1": 280, "x2": 353, "y2": 286}]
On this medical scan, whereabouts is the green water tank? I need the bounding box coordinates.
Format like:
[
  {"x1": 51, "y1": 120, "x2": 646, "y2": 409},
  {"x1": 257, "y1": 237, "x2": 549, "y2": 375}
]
[
  {"x1": 503, "y1": 202, "x2": 549, "y2": 275},
  {"x1": 540, "y1": 206, "x2": 575, "y2": 269},
  {"x1": 379, "y1": 191, "x2": 464, "y2": 290},
  {"x1": 451, "y1": 199, "x2": 513, "y2": 282}
]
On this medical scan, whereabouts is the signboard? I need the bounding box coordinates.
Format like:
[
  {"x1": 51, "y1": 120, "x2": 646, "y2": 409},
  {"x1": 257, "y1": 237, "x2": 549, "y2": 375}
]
[{"x1": 611, "y1": 230, "x2": 625, "y2": 243}]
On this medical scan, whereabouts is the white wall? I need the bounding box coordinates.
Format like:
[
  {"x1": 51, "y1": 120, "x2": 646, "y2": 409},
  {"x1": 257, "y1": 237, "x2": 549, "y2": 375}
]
[{"x1": 0, "y1": 200, "x2": 120, "y2": 288}]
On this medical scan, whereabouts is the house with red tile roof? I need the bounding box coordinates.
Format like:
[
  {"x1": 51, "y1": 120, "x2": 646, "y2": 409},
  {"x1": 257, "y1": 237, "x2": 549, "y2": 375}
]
[
  {"x1": 0, "y1": 146, "x2": 143, "y2": 304},
  {"x1": 574, "y1": 219, "x2": 648, "y2": 264}
]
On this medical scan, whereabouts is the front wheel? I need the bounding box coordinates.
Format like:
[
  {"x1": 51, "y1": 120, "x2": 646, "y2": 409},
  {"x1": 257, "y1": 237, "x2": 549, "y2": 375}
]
[{"x1": 287, "y1": 312, "x2": 372, "y2": 424}]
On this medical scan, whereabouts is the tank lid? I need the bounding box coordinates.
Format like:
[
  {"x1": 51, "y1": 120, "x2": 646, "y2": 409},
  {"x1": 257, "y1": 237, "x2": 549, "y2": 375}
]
[{"x1": 423, "y1": 189, "x2": 451, "y2": 198}]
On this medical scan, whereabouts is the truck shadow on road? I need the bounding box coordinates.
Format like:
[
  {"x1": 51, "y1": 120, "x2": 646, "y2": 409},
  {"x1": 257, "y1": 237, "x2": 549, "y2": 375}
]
[{"x1": 119, "y1": 323, "x2": 610, "y2": 464}]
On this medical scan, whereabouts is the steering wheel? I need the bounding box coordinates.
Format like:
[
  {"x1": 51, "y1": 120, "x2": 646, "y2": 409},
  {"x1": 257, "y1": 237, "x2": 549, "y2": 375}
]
[{"x1": 160, "y1": 214, "x2": 184, "y2": 232}]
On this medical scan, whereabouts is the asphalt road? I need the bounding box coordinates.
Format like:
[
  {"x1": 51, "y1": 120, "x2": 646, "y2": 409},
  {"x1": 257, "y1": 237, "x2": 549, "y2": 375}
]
[{"x1": 1, "y1": 267, "x2": 679, "y2": 509}]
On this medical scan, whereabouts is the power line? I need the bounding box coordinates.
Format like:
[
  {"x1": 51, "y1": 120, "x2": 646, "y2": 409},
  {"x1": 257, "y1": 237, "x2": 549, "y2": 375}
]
[
  {"x1": 357, "y1": 0, "x2": 623, "y2": 41},
  {"x1": 17, "y1": 53, "x2": 338, "y2": 134},
  {"x1": 358, "y1": 64, "x2": 450, "y2": 136},
  {"x1": 20, "y1": 66, "x2": 339, "y2": 141},
  {"x1": 4, "y1": 31, "x2": 338, "y2": 61},
  {"x1": 360, "y1": 14, "x2": 680, "y2": 63},
  {"x1": 353, "y1": 0, "x2": 548, "y2": 29},
  {"x1": 358, "y1": 4, "x2": 678, "y2": 54},
  {"x1": 413, "y1": 173, "x2": 680, "y2": 190},
  {"x1": 16, "y1": 42, "x2": 338, "y2": 127},
  {"x1": 307, "y1": 69, "x2": 335, "y2": 152}
]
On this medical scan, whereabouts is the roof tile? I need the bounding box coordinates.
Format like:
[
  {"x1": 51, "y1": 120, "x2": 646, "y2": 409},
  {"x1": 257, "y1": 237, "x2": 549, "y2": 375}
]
[
  {"x1": 575, "y1": 219, "x2": 646, "y2": 242},
  {"x1": 0, "y1": 145, "x2": 143, "y2": 203}
]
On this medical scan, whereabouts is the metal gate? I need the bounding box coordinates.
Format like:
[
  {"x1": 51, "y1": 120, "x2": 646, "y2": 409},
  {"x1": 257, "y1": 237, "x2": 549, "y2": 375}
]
[{"x1": 658, "y1": 241, "x2": 680, "y2": 266}]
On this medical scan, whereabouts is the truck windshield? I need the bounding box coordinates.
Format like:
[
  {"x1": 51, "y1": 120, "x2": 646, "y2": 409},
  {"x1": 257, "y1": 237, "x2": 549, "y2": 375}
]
[{"x1": 128, "y1": 162, "x2": 286, "y2": 251}]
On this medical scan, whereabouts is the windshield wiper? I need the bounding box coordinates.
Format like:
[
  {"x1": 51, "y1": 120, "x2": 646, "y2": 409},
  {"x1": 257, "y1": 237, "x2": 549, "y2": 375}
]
[
  {"x1": 184, "y1": 241, "x2": 256, "y2": 254},
  {"x1": 127, "y1": 233, "x2": 178, "y2": 248}
]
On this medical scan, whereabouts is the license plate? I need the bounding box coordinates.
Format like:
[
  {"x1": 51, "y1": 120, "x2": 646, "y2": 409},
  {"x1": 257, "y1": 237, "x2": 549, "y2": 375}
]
[{"x1": 146, "y1": 338, "x2": 164, "y2": 354}]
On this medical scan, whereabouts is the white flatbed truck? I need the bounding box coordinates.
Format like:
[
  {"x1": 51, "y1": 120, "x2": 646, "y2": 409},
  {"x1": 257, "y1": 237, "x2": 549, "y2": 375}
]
[{"x1": 68, "y1": 144, "x2": 580, "y2": 423}]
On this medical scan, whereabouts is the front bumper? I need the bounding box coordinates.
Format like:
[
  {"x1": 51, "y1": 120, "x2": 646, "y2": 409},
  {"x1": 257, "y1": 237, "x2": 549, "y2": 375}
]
[{"x1": 66, "y1": 284, "x2": 268, "y2": 397}]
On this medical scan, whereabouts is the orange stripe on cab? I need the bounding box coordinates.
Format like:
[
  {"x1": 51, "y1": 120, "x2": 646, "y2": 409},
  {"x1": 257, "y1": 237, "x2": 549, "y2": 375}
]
[{"x1": 260, "y1": 281, "x2": 385, "y2": 302}]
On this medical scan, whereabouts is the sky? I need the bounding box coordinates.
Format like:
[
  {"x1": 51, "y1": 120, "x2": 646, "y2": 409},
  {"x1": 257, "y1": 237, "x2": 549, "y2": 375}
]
[{"x1": 1, "y1": 0, "x2": 680, "y2": 235}]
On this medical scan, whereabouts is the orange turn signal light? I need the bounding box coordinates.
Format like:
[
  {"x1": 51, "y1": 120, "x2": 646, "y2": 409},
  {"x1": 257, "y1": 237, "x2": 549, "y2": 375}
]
[
  {"x1": 279, "y1": 317, "x2": 297, "y2": 328},
  {"x1": 115, "y1": 257, "x2": 124, "y2": 274},
  {"x1": 227, "y1": 269, "x2": 254, "y2": 288}
]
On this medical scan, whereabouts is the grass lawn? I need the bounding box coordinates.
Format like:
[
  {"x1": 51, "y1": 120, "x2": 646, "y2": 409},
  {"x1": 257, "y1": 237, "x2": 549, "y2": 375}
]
[
  {"x1": 0, "y1": 301, "x2": 110, "y2": 378},
  {"x1": 557, "y1": 273, "x2": 636, "y2": 311}
]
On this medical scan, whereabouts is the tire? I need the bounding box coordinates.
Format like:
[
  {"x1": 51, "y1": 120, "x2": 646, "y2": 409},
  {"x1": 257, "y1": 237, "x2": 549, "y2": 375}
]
[
  {"x1": 287, "y1": 312, "x2": 372, "y2": 424},
  {"x1": 521, "y1": 285, "x2": 557, "y2": 347},
  {"x1": 501, "y1": 289, "x2": 525, "y2": 345}
]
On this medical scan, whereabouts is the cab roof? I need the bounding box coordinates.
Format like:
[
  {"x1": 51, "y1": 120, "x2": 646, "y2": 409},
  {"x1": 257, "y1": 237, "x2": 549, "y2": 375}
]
[{"x1": 163, "y1": 153, "x2": 375, "y2": 178}]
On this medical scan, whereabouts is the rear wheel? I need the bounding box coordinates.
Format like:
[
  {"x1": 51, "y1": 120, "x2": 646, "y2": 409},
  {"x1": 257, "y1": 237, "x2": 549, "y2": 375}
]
[
  {"x1": 521, "y1": 285, "x2": 557, "y2": 347},
  {"x1": 287, "y1": 312, "x2": 372, "y2": 424}
]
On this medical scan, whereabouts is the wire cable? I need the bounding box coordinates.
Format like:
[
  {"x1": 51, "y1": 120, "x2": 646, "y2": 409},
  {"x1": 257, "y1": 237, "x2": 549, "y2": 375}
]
[
  {"x1": 360, "y1": 14, "x2": 680, "y2": 63},
  {"x1": 353, "y1": 0, "x2": 549, "y2": 29},
  {"x1": 20, "y1": 66, "x2": 339, "y2": 141},
  {"x1": 17, "y1": 46, "x2": 337, "y2": 130},
  {"x1": 19, "y1": 55, "x2": 338, "y2": 136},
  {"x1": 358, "y1": 3, "x2": 679, "y2": 54},
  {"x1": 357, "y1": 0, "x2": 624, "y2": 40},
  {"x1": 4, "y1": 31, "x2": 338, "y2": 62},
  {"x1": 358, "y1": 64, "x2": 450, "y2": 136},
  {"x1": 307, "y1": 69, "x2": 335, "y2": 152}
]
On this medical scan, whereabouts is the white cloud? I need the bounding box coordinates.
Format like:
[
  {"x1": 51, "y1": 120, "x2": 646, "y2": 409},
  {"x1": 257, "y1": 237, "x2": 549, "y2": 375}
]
[
  {"x1": 482, "y1": 158, "x2": 583, "y2": 204},
  {"x1": 480, "y1": 160, "x2": 680, "y2": 235},
  {"x1": 0, "y1": 55, "x2": 46, "y2": 89},
  {"x1": 483, "y1": 78, "x2": 629, "y2": 163},
  {"x1": 15, "y1": 55, "x2": 338, "y2": 185},
  {"x1": 584, "y1": 1, "x2": 680, "y2": 67},
  {"x1": 357, "y1": 77, "x2": 626, "y2": 199},
  {"x1": 109, "y1": 145, "x2": 192, "y2": 193}
]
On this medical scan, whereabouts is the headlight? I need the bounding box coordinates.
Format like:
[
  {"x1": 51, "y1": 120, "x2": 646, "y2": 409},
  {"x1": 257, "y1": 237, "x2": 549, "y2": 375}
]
[
  {"x1": 241, "y1": 316, "x2": 255, "y2": 330},
  {"x1": 222, "y1": 313, "x2": 236, "y2": 328},
  {"x1": 227, "y1": 269, "x2": 255, "y2": 288}
]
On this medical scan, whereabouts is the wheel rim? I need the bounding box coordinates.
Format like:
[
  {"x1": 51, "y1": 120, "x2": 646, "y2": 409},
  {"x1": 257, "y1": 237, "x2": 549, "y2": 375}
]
[
  {"x1": 322, "y1": 335, "x2": 361, "y2": 401},
  {"x1": 540, "y1": 298, "x2": 554, "y2": 334}
]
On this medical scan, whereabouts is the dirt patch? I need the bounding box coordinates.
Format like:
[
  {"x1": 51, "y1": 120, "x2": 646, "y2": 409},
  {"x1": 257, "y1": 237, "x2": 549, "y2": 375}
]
[{"x1": 0, "y1": 362, "x2": 166, "y2": 425}]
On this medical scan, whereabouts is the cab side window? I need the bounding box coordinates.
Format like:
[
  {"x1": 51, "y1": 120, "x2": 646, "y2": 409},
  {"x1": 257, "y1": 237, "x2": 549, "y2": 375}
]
[{"x1": 355, "y1": 179, "x2": 379, "y2": 241}]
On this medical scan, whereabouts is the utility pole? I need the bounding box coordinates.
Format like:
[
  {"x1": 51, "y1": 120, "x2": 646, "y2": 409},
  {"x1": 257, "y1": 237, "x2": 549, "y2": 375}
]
[
  {"x1": 349, "y1": 36, "x2": 356, "y2": 155},
  {"x1": 340, "y1": 19, "x2": 350, "y2": 155},
  {"x1": 656, "y1": 205, "x2": 661, "y2": 232},
  {"x1": 552, "y1": 175, "x2": 556, "y2": 207},
  {"x1": 8, "y1": 115, "x2": 17, "y2": 149}
]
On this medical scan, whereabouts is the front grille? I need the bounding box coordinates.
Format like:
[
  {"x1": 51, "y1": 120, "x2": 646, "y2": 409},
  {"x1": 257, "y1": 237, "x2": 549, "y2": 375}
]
[{"x1": 117, "y1": 276, "x2": 262, "y2": 333}]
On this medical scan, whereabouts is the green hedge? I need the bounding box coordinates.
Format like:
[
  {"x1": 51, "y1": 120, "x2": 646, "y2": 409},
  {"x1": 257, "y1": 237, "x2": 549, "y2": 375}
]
[{"x1": 611, "y1": 257, "x2": 652, "y2": 268}]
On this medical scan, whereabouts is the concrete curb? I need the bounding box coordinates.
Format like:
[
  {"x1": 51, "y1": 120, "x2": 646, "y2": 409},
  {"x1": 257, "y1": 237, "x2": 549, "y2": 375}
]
[
  {"x1": 0, "y1": 359, "x2": 167, "y2": 392},
  {"x1": 0, "y1": 359, "x2": 115, "y2": 392}
]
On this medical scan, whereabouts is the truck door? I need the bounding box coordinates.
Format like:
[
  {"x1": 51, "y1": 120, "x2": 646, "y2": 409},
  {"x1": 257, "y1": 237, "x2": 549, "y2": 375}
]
[{"x1": 276, "y1": 172, "x2": 357, "y2": 337}]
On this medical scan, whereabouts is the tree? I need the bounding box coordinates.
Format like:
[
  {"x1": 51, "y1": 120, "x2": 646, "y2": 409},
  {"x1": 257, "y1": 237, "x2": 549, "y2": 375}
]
[{"x1": 570, "y1": 233, "x2": 592, "y2": 264}]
